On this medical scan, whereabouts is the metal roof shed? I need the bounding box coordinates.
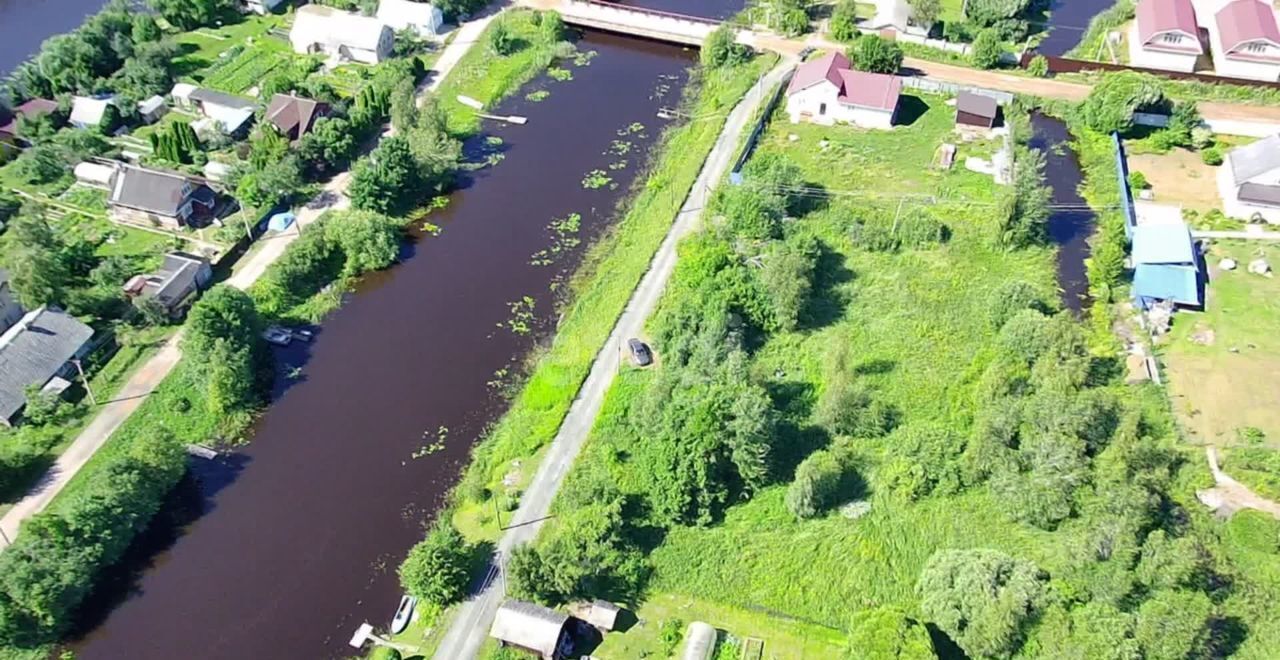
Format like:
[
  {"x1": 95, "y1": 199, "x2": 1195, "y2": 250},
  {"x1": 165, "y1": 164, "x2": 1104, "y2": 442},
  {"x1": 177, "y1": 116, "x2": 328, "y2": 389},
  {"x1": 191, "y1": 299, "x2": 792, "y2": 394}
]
[
  {"x1": 585, "y1": 600, "x2": 621, "y2": 631},
  {"x1": 1131, "y1": 222, "x2": 1196, "y2": 265},
  {"x1": 680, "y1": 621, "x2": 717, "y2": 660},
  {"x1": 489, "y1": 600, "x2": 571, "y2": 659},
  {"x1": 1133, "y1": 263, "x2": 1201, "y2": 307},
  {"x1": 956, "y1": 91, "x2": 999, "y2": 129}
]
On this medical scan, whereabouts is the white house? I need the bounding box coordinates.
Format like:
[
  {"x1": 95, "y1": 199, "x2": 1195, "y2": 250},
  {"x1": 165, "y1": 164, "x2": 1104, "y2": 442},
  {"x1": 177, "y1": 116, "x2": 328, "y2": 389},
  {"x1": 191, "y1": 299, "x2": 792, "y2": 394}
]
[
  {"x1": 240, "y1": 0, "x2": 286, "y2": 15},
  {"x1": 290, "y1": 4, "x2": 394, "y2": 64},
  {"x1": 785, "y1": 51, "x2": 902, "y2": 129},
  {"x1": 69, "y1": 95, "x2": 116, "y2": 129},
  {"x1": 377, "y1": 0, "x2": 445, "y2": 37},
  {"x1": 1129, "y1": 0, "x2": 1203, "y2": 73},
  {"x1": 864, "y1": 0, "x2": 930, "y2": 37},
  {"x1": 1216, "y1": 133, "x2": 1280, "y2": 223},
  {"x1": 1208, "y1": 0, "x2": 1280, "y2": 81}
]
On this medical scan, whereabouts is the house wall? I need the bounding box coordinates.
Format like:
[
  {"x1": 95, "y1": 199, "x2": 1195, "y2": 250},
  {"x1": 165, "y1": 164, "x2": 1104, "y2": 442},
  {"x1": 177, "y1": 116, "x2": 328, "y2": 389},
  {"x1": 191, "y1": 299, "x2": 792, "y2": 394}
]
[
  {"x1": 1127, "y1": 25, "x2": 1200, "y2": 73},
  {"x1": 786, "y1": 84, "x2": 896, "y2": 129},
  {"x1": 1216, "y1": 54, "x2": 1280, "y2": 82},
  {"x1": 111, "y1": 205, "x2": 183, "y2": 230},
  {"x1": 1217, "y1": 162, "x2": 1280, "y2": 223}
]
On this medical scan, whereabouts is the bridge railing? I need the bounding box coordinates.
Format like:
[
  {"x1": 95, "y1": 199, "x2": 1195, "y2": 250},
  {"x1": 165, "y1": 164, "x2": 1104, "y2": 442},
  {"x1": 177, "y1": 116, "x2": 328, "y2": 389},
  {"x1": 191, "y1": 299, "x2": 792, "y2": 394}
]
[{"x1": 566, "y1": 0, "x2": 723, "y2": 27}]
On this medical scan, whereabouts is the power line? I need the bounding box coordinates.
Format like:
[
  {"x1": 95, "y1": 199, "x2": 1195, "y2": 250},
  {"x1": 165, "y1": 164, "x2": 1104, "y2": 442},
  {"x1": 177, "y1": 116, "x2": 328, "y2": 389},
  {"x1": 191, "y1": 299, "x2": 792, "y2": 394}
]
[{"x1": 740, "y1": 182, "x2": 1122, "y2": 211}]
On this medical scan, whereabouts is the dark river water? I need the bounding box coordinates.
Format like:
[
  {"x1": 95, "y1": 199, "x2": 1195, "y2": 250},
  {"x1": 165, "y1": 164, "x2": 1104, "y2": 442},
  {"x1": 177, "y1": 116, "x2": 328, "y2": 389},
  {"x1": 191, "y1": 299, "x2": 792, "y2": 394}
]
[
  {"x1": 1036, "y1": 0, "x2": 1118, "y2": 57},
  {"x1": 1028, "y1": 112, "x2": 1094, "y2": 312},
  {"x1": 67, "y1": 30, "x2": 695, "y2": 659},
  {"x1": 0, "y1": 0, "x2": 110, "y2": 75}
]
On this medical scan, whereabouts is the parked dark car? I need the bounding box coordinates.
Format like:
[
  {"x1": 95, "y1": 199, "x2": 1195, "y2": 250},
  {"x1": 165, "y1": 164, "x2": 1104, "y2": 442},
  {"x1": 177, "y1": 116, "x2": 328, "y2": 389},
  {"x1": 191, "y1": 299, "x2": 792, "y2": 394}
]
[{"x1": 628, "y1": 338, "x2": 653, "y2": 367}]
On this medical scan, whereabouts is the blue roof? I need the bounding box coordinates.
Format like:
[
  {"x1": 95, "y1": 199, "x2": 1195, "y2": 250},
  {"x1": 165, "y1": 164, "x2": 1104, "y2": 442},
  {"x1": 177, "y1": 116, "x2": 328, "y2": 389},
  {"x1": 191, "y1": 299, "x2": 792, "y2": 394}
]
[
  {"x1": 268, "y1": 212, "x2": 296, "y2": 231},
  {"x1": 1133, "y1": 264, "x2": 1200, "y2": 306},
  {"x1": 1131, "y1": 223, "x2": 1195, "y2": 265}
]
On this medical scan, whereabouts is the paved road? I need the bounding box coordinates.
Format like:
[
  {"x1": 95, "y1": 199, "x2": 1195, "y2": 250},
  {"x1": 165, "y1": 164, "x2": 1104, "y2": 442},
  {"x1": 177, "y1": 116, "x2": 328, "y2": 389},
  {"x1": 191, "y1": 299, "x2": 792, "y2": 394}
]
[
  {"x1": 0, "y1": 23, "x2": 490, "y2": 550},
  {"x1": 429, "y1": 59, "x2": 795, "y2": 660}
]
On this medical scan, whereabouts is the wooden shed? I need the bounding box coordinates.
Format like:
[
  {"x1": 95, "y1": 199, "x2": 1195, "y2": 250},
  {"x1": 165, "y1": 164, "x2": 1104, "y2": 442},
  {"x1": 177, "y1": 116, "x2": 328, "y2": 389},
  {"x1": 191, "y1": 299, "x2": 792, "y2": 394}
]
[
  {"x1": 489, "y1": 600, "x2": 573, "y2": 659},
  {"x1": 955, "y1": 91, "x2": 1000, "y2": 130}
]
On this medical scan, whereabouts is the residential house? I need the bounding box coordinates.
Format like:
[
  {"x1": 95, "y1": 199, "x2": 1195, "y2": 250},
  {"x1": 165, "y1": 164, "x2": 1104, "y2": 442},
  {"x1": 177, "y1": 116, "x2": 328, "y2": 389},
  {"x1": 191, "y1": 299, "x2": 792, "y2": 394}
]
[
  {"x1": 489, "y1": 601, "x2": 573, "y2": 660},
  {"x1": 265, "y1": 93, "x2": 329, "y2": 141},
  {"x1": 240, "y1": 0, "x2": 287, "y2": 14},
  {"x1": 1216, "y1": 133, "x2": 1280, "y2": 223},
  {"x1": 290, "y1": 5, "x2": 395, "y2": 64},
  {"x1": 0, "y1": 306, "x2": 94, "y2": 426},
  {"x1": 864, "y1": 0, "x2": 930, "y2": 37},
  {"x1": 0, "y1": 269, "x2": 25, "y2": 334},
  {"x1": 0, "y1": 98, "x2": 58, "y2": 145},
  {"x1": 124, "y1": 252, "x2": 213, "y2": 319},
  {"x1": 1129, "y1": 0, "x2": 1203, "y2": 73},
  {"x1": 69, "y1": 95, "x2": 116, "y2": 129},
  {"x1": 377, "y1": 0, "x2": 445, "y2": 37},
  {"x1": 108, "y1": 164, "x2": 220, "y2": 229},
  {"x1": 171, "y1": 86, "x2": 256, "y2": 137},
  {"x1": 1209, "y1": 0, "x2": 1280, "y2": 81},
  {"x1": 137, "y1": 95, "x2": 168, "y2": 124},
  {"x1": 1130, "y1": 221, "x2": 1202, "y2": 308},
  {"x1": 785, "y1": 51, "x2": 902, "y2": 129},
  {"x1": 955, "y1": 91, "x2": 1000, "y2": 131}
]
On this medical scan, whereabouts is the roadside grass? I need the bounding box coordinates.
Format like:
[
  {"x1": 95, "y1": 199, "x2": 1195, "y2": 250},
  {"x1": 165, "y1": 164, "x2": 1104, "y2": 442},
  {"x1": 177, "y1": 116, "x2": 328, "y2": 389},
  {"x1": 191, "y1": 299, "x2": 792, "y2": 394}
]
[
  {"x1": 1161, "y1": 241, "x2": 1280, "y2": 447},
  {"x1": 590, "y1": 593, "x2": 847, "y2": 659},
  {"x1": 450, "y1": 53, "x2": 779, "y2": 542},
  {"x1": 434, "y1": 10, "x2": 567, "y2": 136}
]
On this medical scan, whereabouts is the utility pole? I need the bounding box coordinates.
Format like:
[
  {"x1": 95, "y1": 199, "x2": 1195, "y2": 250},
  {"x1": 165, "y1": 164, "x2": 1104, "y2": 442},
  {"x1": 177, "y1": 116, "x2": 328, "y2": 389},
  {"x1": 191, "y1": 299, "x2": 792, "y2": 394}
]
[
  {"x1": 492, "y1": 494, "x2": 504, "y2": 532},
  {"x1": 73, "y1": 358, "x2": 96, "y2": 406}
]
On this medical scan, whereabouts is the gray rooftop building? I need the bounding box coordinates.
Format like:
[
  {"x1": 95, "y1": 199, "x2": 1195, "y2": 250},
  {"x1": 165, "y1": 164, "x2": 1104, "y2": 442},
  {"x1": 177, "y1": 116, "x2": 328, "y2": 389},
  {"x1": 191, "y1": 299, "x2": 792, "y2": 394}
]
[{"x1": 0, "y1": 306, "x2": 94, "y2": 425}]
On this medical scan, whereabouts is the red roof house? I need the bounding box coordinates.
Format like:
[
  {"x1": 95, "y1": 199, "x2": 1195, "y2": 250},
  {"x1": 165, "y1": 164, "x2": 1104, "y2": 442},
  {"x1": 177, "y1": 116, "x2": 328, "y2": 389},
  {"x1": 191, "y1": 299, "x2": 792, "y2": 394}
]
[
  {"x1": 1136, "y1": 0, "x2": 1202, "y2": 54},
  {"x1": 786, "y1": 52, "x2": 902, "y2": 129},
  {"x1": 1212, "y1": 0, "x2": 1280, "y2": 80},
  {"x1": 0, "y1": 98, "x2": 58, "y2": 141}
]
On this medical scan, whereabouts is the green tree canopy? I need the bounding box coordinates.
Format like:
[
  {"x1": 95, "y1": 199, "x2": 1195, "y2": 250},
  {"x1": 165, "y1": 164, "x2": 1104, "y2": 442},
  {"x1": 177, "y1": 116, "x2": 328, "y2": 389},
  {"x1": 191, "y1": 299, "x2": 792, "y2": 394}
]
[
  {"x1": 851, "y1": 36, "x2": 904, "y2": 74},
  {"x1": 917, "y1": 549, "x2": 1047, "y2": 659},
  {"x1": 847, "y1": 607, "x2": 935, "y2": 659},
  {"x1": 1078, "y1": 71, "x2": 1166, "y2": 135},
  {"x1": 399, "y1": 523, "x2": 472, "y2": 607}
]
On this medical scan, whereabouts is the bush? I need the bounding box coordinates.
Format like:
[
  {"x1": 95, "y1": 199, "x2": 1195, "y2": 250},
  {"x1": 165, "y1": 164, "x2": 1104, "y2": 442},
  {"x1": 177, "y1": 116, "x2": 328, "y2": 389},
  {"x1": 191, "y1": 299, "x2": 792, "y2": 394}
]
[
  {"x1": 786, "y1": 449, "x2": 846, "y2": 518},
  {"x1": 971, "y1": 29, "x2": 1004, "y2": 69},
  {"x1": 777, "y1": 7, "x2": 810, "y2": 37},
  {"x1": 489, "y1": 19, "x2": 518, "y2": 56},
  {"x1": 830, "y1": 0, "x2": 861, "y2": 42},
  {"x1": 660, "y1": 619, "x2": 685, "y2": 655},
  {"x1": 1078, "y1": 71, "x2": 1166, "y2": 135},
  {"x1": 1200, "y1": 147, "x2": 1223, "y2": 166},
  {"x1": 1127, "y1": 171, "x2": 1149, "y2": 191},
  {"x1": 702, "y1": 25, "x2": 750, "y2": 69},
  {"x1": 848, "y1": 607, "x2": 935, "y2": 659},
  {"x1": 917, "y1": 549, "x2": 1047, "y2": 659},
  {"x1": 851, "y1": 35, "x2": 903, "y2": 74},
  {"x1": 398, "y1": 523, "x2": 472, "y2": 607},
  {"x1": 1027, "y1": 54, "x2": 1049, "y2": 77}
]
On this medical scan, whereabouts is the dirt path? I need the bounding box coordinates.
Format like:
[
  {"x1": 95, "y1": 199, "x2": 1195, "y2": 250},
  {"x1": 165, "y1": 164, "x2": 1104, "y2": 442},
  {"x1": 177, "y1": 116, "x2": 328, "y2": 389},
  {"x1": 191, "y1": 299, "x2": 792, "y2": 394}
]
[{"x1": 1197, "y1": 446, "x2": 1280, "y2": 519}]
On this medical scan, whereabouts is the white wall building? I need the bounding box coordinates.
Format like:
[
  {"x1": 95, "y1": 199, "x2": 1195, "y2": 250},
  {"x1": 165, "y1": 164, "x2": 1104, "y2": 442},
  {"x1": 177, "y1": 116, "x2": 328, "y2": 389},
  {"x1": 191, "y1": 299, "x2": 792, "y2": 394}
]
[
  {"x1": 1129, "y1": 0, "x2": 1203, "y2": 73},
  {"x1": 1206, "y1": 0, "x2": 1280, "y2": 81},
  {"x1": 1216, "y1": 134, "x2": 1280, "y2": 223},
  {"x1": 377, "y1": 0, "x2": 445, "y2": 37},
  {"x1": 785, "y1": 51, "x2": 902, "y2": 130},
  {"x1": 290, "y1": 5, "x2": 395, "y2": 64}
]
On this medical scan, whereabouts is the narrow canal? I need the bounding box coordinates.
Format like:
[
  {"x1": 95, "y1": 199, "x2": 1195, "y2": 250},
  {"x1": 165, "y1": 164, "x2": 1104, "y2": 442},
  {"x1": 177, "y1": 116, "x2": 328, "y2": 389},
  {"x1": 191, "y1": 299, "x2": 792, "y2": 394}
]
[
  {"x1": 1028, "y1": 111, "x2": 1095, "y2": 312},
  {"x1": 1035, "y1": 0, "x2": 1117, "y2": 57},
  {"x1": 68, "y1": 31, "x2": 696, "y2": 659}
]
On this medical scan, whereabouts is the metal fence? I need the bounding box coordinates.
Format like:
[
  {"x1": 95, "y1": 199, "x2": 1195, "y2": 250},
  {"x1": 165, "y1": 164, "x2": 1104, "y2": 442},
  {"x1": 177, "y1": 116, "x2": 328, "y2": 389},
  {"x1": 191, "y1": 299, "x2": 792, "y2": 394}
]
[
  {"x1": 1113, "y1": 131, "x2": 1136, "y2": 241},
  {"x1": 729, "y1": 67, "x2": 795, "y2": 184}
]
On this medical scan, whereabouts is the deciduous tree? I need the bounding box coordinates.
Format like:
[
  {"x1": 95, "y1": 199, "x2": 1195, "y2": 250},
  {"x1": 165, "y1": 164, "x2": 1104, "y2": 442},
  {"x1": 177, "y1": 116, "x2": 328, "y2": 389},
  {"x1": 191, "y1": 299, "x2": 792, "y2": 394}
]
[{"x1": 917, "y1": 549, "x2": 1047, "y2": 659}]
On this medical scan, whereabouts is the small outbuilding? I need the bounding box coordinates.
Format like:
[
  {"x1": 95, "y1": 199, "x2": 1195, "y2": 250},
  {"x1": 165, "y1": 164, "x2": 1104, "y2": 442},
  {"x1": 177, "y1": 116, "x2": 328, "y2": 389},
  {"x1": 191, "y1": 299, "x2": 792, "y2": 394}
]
[
  {"x1": 377, "y1": 0, "x2": 445, "y2": 37},
  {"x1": 489, "y1": 600, "x2": 573, "y2": 660},
  {"x1": 584, "y1": 600, "x2": 621, "y2": 632},
  {"x1": 74, "y1": 161, "x2": 117, "y2": 188},
  {"x1": 69, "y1": 95, "x2": 116, "y2": 129},
  {"x1": 137, "y1": 95, "x2": 168, "y2": 124},
  {"x1": 680, "y1": 621, "x2": 718, "y2": 660},
  {"x1": 955, "y1": 91, "x2": 1000, "y2": 130}
]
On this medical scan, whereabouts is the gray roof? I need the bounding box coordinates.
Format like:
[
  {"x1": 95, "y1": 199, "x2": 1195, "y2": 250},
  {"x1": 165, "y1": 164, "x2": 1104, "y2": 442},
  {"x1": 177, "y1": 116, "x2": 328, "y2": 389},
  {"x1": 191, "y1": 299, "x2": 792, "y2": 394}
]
[
  {"x1": 1239, "y1": 182, "x2": 1280, "y2": 207},
  {"x1": 489, "y1": 601, "x2": 569, "y2": 657},
  {"x1": 0, "y1": 307, "x2": 93, "y2": 421},
  {"x1": 187, "y1": 88, "x2": 255, "y2": 111},
  {"x1": 1227, "y1": 134, "x2": 1280, "y2": 185},
  {"x1": 110, "y1": 165, "x2": 214, "y2": 216},
  {"x1": 148, "y1": 253, "x2": 208, "y2": 307},
  {"x1": 957, "y1": 91, "x2": 999, "y2": 119}
]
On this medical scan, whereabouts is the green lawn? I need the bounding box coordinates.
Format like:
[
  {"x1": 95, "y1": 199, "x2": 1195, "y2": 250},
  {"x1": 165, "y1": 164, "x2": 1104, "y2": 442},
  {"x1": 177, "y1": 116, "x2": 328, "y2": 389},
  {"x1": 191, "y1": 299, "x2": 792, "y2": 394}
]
[
  {"x1": 1162, "y1": 241, "x2": 1280, "y2": 447},
  {"x1": 172, "y1": 15, "x2": 286, "y2": 80}
]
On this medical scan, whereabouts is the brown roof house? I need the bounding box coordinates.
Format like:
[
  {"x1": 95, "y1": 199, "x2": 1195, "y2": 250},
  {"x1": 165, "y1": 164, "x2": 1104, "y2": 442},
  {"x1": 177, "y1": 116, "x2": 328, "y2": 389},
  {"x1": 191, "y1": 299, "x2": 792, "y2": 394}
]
[
  {"x1": 489, "y1": 600, "x2": 574, "y2": 659},
  {"x1": 1128, "y1": 0, "x2": 1204, "y2": 73},
  {"x1": 1210, "y1": 0, "x2": 1280, "y2": 81},
  {"x1": 1216, "y1": 133, "x2": 1280, "y2": 223},
  {"x1": 0, "y1": 306, "x2": 94, "y2": 426},
  {"x1": 123, "y1": 252, "x2": 214, "y2": 319},
  {"x1": 1, "y1": 98, "x2": 58, "y2": 154},
  {"x1": 954, "y1": 91, "x2": 1001, "y2": 132},
  {"x1": 784, "y1": 51, "x2": 902, "y2": 129},
  {"x1": 108, "y1": 164, "x2": 220, "y2": 229},
  {"x1": 265, "y1": 93, "x2": 329, "y2": 142}
]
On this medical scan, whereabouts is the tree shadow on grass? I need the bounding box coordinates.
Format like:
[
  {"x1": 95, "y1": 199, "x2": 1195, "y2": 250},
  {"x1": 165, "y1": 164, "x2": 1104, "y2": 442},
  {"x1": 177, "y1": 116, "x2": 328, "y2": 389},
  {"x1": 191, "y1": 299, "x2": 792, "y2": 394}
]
[
  {"x1": 1212, "y1": 615, "x2": 1249, "y2": 658},
  {"x1": 771, "y1": 419, "x2": 833, "y2": 482},
  {"x1": 799, "y1": 244, "x2": 854, "y2": 331},
  {"x1": 854, "y1": 358, "x2": 896, "y2": 376},
  {"x1": 925, "y1": 623, "x2": 967, "y2": 660}
]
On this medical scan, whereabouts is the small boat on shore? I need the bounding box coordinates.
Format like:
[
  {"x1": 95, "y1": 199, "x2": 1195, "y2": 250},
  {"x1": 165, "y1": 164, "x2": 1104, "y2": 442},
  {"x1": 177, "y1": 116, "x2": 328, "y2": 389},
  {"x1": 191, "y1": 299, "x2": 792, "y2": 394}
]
[{"x1": 390, "y1": 595, "x2": 417, "y2": 635}]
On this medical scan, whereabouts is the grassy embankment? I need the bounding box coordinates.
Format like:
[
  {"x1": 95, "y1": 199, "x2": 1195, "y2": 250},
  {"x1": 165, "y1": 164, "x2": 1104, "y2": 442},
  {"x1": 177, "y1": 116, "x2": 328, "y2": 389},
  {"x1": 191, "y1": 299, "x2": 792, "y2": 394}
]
[{"x1": 448, "y1": 52, "x2": 780, "y2": 541}]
